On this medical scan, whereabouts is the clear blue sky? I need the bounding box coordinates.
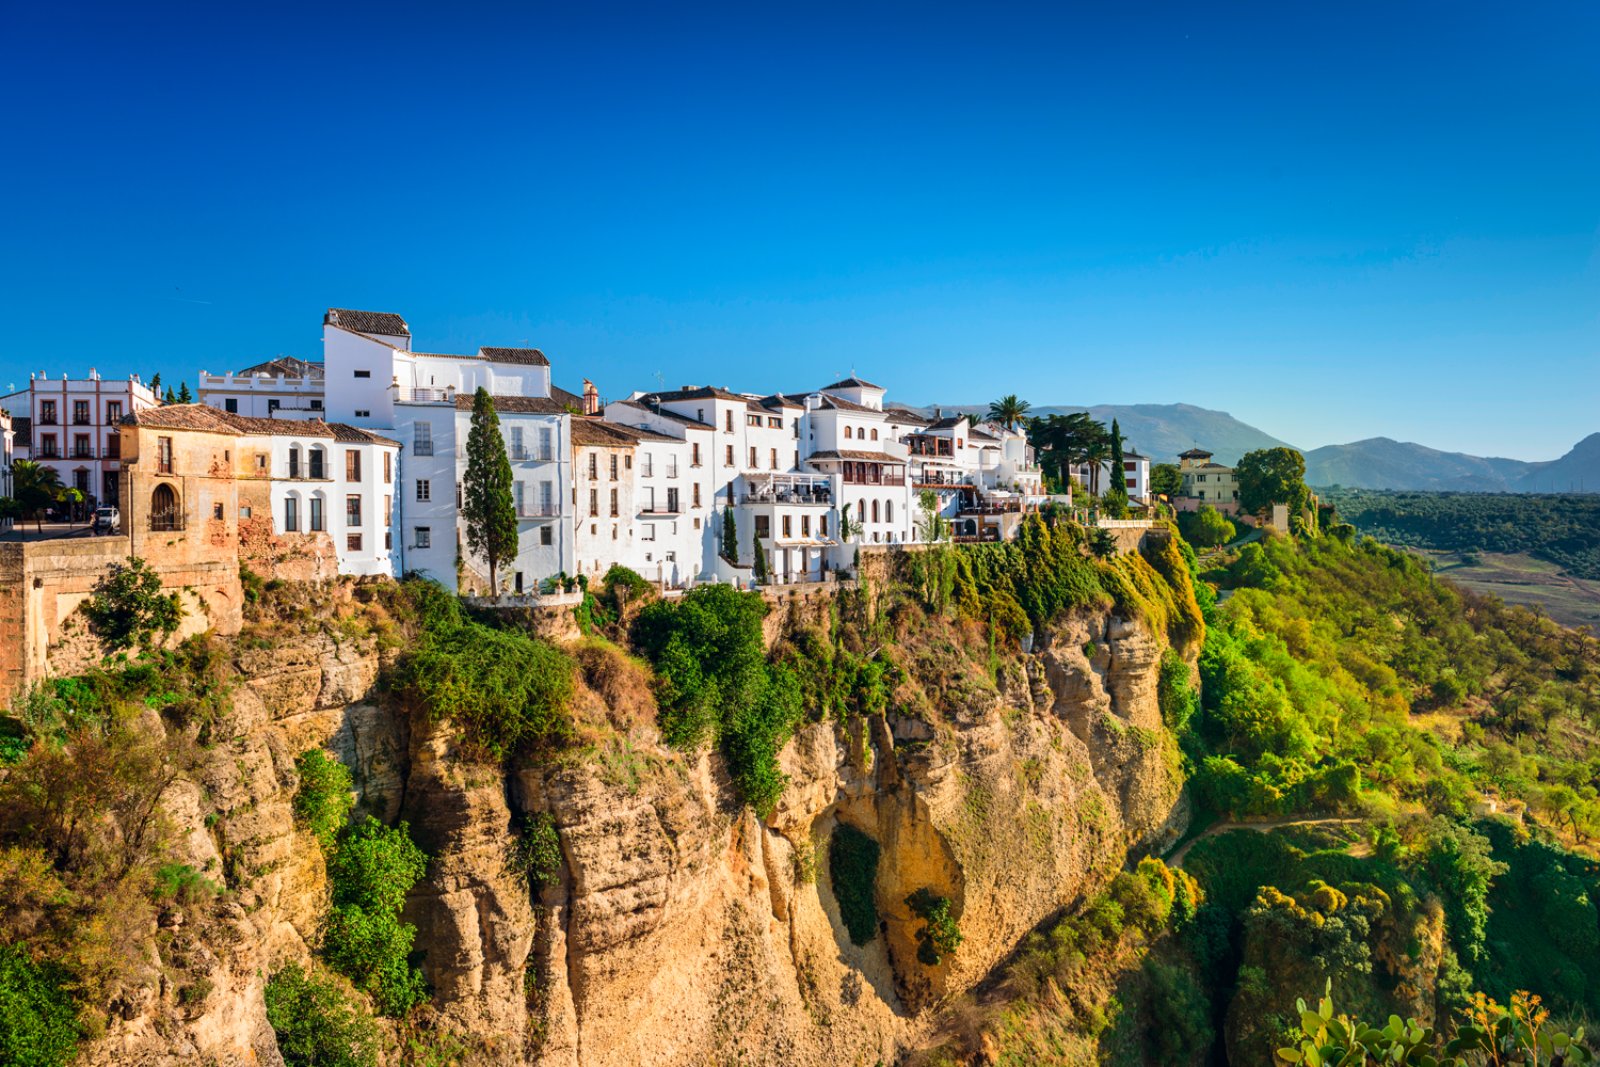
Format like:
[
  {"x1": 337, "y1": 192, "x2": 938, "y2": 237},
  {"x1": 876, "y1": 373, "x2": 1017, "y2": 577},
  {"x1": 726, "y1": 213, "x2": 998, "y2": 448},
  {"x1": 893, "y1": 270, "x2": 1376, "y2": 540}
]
[{"x1": 2, "y1": 2, "x2": 1595, "y2": 460}]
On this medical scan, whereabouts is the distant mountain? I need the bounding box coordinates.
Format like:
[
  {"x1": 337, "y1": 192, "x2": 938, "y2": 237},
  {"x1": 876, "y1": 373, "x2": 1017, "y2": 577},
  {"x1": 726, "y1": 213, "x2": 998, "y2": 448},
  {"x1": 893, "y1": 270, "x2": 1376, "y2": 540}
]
[
  {"x1": 914, "y1": 402, "x2": 1290, "y2": 465},
  {"x1": 911, "y1": 398, "x2": 1598, "y2": 492},
  {"x1": 1513, "y1": 433, "x2": 1600, "y2": 493},
  {"x1": 1303, "y1": 438, "x2": 1534, "y2": 492}
]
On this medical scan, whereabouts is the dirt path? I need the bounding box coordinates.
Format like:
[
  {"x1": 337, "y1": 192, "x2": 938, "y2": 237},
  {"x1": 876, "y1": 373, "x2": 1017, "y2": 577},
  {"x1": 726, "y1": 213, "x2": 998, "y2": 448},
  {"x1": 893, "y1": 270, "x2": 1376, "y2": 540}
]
[{"x1": 1164, "y1": 815, "x2": 1365, "y2": 868}]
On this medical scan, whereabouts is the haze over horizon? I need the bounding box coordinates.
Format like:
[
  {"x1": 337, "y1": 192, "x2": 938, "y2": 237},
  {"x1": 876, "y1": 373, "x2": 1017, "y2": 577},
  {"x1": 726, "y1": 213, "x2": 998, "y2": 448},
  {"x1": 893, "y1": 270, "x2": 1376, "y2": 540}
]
[{"x1": 1, "y1": 1, "x2": 1595, "y2": 462}]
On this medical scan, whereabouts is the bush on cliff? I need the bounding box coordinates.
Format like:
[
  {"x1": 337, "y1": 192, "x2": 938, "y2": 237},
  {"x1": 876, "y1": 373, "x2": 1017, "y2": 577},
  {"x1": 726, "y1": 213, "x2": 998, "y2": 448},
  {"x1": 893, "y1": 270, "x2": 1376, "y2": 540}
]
[
  {"x1": 264, "y1": 962, "x2": 379, "y2": 1067},
  {"x1": 0, "y1": 943, "x2": 79, "y2": 1067},
  {"x1": 82, "y1": 556, "x2": 184, "y2": 654},
  {"x1": 392, "y1": 578, "x2": 576, "y2": 761},
  {"x1": 321, "y1": 815, "x2": 429, "y2": 1016},
  {"x1": 293, "y1": 749, "x2": 355, "y2": 850},
  {"x1": 632, "y1": 584, "x2": 802, "y2": 817}
]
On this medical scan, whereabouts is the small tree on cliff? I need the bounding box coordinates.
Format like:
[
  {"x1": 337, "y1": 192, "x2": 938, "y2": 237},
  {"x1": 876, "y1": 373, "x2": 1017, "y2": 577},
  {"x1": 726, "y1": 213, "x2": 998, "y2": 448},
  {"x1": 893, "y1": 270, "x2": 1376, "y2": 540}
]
[
  {"x1": 751, "y1": 525, "x2": 770, "y2": 585},
  {"x1": 83, "y1": 556, "x2": 183, "y2": 653},
  {"x1": 722, "y1": 491, "x2": 739, "y2": 564},
  {"x1": 462, "y1": 388, "x2": 518, "y2": 597},
  {"x1": 1101, "y1": 418, "x2": 1130, "y2": 518}
]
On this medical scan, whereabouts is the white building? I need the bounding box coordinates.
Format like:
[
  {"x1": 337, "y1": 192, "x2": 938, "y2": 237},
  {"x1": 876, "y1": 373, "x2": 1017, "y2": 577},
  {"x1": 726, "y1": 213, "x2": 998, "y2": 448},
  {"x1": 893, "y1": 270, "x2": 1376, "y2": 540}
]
[
  {"x1": 1073, "y1": 449, "x2": 1152, "y2": 505},
  {"x1": 1, "y1": 371, "x2": 160, "y2": 512},
  {"x1": 199, "y1": 356, "x2": 326, "y2": 419},
  {"x1": 0, "y1": 409, "x2": 13, "y2": 529}
]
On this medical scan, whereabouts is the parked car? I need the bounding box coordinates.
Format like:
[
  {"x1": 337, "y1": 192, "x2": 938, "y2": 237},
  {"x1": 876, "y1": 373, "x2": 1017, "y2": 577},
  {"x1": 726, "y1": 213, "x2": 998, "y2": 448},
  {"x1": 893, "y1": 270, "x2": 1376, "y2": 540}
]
[{"x1": 92, "y1": 506, "x2": 120, "y2": 533}]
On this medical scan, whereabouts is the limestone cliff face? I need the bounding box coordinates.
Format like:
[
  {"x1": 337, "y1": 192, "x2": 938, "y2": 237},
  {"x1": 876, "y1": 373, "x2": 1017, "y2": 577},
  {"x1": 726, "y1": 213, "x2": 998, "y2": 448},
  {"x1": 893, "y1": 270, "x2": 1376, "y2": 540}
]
[{"x1": 85, "y1": 602, "x2": 1185, "y2": 1066}]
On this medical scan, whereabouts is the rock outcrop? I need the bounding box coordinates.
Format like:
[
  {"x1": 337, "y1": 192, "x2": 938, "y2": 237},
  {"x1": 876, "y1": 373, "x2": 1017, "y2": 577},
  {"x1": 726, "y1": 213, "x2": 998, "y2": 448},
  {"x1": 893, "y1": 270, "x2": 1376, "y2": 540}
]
[{"x1": 83, "y1": 598, "x2": 1187, "y2": 1066}]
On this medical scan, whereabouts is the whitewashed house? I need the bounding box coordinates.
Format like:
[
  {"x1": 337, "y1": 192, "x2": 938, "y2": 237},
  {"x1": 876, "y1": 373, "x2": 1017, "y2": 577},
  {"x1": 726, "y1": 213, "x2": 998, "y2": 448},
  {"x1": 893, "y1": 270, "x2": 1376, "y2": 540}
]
[
  {"x1": 0, "y1": 370, "x2": 159, "y2": 511},
  {"x1": 199, "y1": 356, "x2": 326, "y2": 419}
]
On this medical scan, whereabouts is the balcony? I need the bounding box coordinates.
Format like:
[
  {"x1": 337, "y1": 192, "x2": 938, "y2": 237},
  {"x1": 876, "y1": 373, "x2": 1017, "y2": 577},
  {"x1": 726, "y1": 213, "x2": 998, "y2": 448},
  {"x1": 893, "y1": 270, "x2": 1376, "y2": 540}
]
[
  {"x1": 518, "y1": 503, "x2": 559, "y2": 518},
  {"x1": 510, "y1": 448, "x2": 555, "y2": 463},
  {"x1": 405, "y1": 388, "x2": 454, "y2": 404},
  {"x1": 740, "y1": 473, "x2": 834, "y2": 506}
]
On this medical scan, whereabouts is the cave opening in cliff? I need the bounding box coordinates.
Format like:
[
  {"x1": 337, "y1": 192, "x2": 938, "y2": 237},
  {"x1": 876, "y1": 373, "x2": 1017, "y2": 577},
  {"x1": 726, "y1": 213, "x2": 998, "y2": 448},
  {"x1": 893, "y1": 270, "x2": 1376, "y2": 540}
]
[{"x1": 828, "y1": 823, "x2": 880, "y2": 946}]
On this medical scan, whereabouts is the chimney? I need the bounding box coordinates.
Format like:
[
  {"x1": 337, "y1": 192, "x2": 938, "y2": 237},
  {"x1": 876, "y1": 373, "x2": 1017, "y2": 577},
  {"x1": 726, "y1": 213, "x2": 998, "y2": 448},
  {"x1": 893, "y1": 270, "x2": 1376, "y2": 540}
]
[{"x1": 582, "y1": 379, "x2": 599, "y2": 416}]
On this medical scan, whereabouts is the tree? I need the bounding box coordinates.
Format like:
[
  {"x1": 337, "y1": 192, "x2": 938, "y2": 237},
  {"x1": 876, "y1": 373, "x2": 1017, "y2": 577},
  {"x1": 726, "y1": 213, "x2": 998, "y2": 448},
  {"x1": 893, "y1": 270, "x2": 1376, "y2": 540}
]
[
  {"x1": 722, "y1": 494, "x2": 739, "y2": 564},
  {"x1": 839, "y1": 502, "x2": 860, "y2": 542},
  {"x1": 176, "y1": 382, "x2": 193, "y2": 404},
  {"x1": 162, "y1": 387, "x2": 176, "y2": 405},
  {"x1": 986, "y1": 395, "x2": 1031, "y2": 432},
  {"x1": 1101, "y1": 419, "x2": 1130, "y2": 516},
  {"x1": 1027, "y1": 412, "x2": 1110, "y2": 493},
  {"x1": 81, "y1": 556, "x2": 183, "y2": 653},
  {"x1": 915, "y1": 489, "x2": 948, "y2": 543},
  {"x1": 11, "y1": 461, "x2": 63, "y2": 529},
  {"x1": 1235, "y1": 446, "x2": 1308, "y2": 518},
  {"x1": 148, "y1": 372, "x2": 161, "y2": 392},
  {"x1": 461, "y1": 388, "x2": 518, "y2": 597},
  {"x1": 1150, "y1": 463, "x2": 1184, "y2": 498},
  {"x1": 1182, "y1": 505, "x2": 1236, "y2": 548},
  {"x1": 751, "y1": 524, "x2": 769, "y2": 585}
]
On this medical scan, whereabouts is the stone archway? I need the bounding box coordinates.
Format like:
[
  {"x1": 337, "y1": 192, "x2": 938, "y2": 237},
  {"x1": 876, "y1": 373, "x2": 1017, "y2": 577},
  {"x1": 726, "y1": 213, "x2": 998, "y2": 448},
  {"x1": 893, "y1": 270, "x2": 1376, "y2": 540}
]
[{"x1": 150, "y1": 482, "x2": 181, "y2": 530}]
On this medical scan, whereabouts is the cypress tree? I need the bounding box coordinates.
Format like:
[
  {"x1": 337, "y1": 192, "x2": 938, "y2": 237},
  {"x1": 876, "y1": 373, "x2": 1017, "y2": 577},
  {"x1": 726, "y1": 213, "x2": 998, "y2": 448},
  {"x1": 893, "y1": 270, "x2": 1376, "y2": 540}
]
[
  {"x1": 751, "y1": 525, "x2": 769, "y2": 585},
  {"x1": 723, "y1": 505, "x2": 739, "y2": 564},
  {"x1": 177, "y1": 381, "x2": 193, "y2": 404},
  {"x1": 463, "y1": 388, "x2": 519, "y2": 597}
]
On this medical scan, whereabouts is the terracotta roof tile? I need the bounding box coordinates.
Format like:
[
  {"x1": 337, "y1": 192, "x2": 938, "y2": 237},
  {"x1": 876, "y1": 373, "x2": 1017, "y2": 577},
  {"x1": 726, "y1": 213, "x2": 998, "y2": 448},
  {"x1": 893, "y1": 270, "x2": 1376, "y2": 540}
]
[
  {"x1": 122, "y1": 404, "x2": 398, "y2": 446},
  {"x1": 454, "y1": 394, "x2": 568, "y2": 415},
  {"x1": 479, "y1": 346, "x2": 550, "y2": 367},
  {"x1": 325, "y1": 308, "x2": 410, "y2": 337},
  {"x1": 571, "y1": 419, "x2": 639, "y2": 447},
  {"x1": 820, "y1": 376, "x2": 883, "y2": 391},
  {"x1": 806, "y1": 449, "x2": 907, "y2": 463}
]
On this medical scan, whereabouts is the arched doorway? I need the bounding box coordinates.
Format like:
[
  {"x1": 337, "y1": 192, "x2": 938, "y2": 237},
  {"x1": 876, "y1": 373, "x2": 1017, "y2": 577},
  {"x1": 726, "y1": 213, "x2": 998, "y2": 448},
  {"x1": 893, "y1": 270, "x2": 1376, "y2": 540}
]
[{"x1": 150, "y1": 483, "x2": 182, "y2": 531}]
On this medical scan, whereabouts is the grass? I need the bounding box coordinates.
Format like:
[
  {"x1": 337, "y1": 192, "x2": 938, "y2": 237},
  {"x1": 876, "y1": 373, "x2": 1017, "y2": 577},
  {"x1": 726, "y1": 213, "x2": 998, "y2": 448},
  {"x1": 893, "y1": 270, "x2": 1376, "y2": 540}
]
[{"x1": 1417, "y1": 549, "x2": 1600, "y2": 632}]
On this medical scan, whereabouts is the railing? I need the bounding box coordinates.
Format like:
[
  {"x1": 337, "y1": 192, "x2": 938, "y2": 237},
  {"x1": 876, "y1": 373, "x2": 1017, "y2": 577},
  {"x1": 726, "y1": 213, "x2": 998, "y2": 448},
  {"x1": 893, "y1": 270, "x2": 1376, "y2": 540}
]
[
  {"x1": 518, "y1": 503, "x2": 559, "y2": 518},
  {"x1": 641, "y1": 506, "x2": 681, "y2": 515},
  {"x1": 960, "y1": 501, "x2": 1023, "y2": 515},
  {"x1": 150, "y1": 514, "x2": 184, "y2": 532},
  {"x1": 406, "y1": 388, "x2": 453, "y2": 403},
  {"x1": 510, "y1": 448, "x2": 554, "y2": 462},
  {"x1": 413, "y1": 442, "x2": 434, "y2": 456},
  {"x1": 157, "y1": 460, "x2": 174, "y2": 474},
  {"x1": 742, "y1": 486, "x2": 833, "y2": 505}
]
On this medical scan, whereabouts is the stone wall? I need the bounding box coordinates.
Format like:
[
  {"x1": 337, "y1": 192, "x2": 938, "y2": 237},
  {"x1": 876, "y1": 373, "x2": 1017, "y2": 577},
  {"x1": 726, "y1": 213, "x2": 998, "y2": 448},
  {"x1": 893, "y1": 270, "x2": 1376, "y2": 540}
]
[{"x1": 0, "y1": 537, "x2": 242, "y2": 706}]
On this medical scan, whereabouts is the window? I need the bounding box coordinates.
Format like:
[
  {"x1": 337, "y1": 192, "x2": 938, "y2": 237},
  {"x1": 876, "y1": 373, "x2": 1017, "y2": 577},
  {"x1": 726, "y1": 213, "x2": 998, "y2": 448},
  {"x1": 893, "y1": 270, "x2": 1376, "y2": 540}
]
[
  {"x1": 355, "y1": 410, "x2": 370, "y2": 418},
  {"x1": 224, "y1": 398, "x2": 238, "y2": 414},
  {"x1": 692, "y1": 483, "x2": 701, "y2": 508},
  {"x1": 641, "y1": 521, "x2": 657, "y2": 541},
  {"x1": 309, "y1": 448, "x2": 325, "y2": 479},
  {"x1": 71, "y1": 400, "x2": 89, "y2": 424},
  {"x1": 107, "y1": 435, "x2": 120, "y2": 459},
  {"x1": 514, "y1": 481, "x2": 525, "y2": 513},
  {"x1": 416, "y1": 479, "x2": 431, "y2": 502},
  {"x1": 348, "y1": 533, "x2": 363, "y2": 551},
  {"x1": 802, "y1": 515, "x2": 811, "y2": 537},
  {"x1": 609, "y1": 488, "x2": 618, "y2": 516},
  {"x1": 885, "y1": 500, "x2": 893, "y2": 522},
  {"x1": 354, "y1": 370, "x2": 371, "y2": 378},
  {"x1": 385, "y1": 531, "x2": 391, "y2": 550},
  {"x1": 871, "y1": 429, "x2": 879, "y2": 441},
  {"x1": 241, "y1": 505, "x2": 252, "y2": 519},
  {"x1": 213, "y1": 502, "x2": 224, "y2": 520},
  {"x1": 666, "y1": 454, "x2": 678, "y2": 477},
  {"x1": 346, "y1": 450, "x2": 361, "y2": 481},
  {"x1": 289, "y1": 446, "x2": 301, "y2": 478},
  {"x1": 511, "y1": 426, "x2": 525, "y2": 458},
  {"x1": 73, "y1": 434, "x2": 91, "y2": 458},
  {"x1": 268, "y1": 399, "x2": 280, "y2": 412},
  {"x1": 413, "y1": 422, "x2": 433, "y2": 456},
  {"x1": 157, "y1": 435, "x2": 173, "y2": 473},
  {"x1": 383, "y1": 495, "x2": 391, "y2": 526},
  {"x1": 844, "y1": 426, "x2": 853, "y2": 440},
  {"x1": 666, "y1": 487, "x2": 679, "y2": 512},
  {"x1": 588, "y1": 453, "x2": 598, "y2": 479},
  {"x1": 749, "y1": 446, "x2": 758, "y2": 467},
  {"x1": 782, "y1": 515, "x2": 792, "y2": 538},
  {"x1": 415, "y1": 526, "x2": 432, "y2": 549},
  {"x1": 106, "y1": 401, "x2": 122, "y2": 422},
  {"x1": 612, "y1": 525, "x2": 619, "y2": 540},
  {"x1": 539, "y1": 526, "x2": 552, "y2": 546},
  {"x1": 589, "y1": 489, "x2": 599, "y2": 517},
  {"x1": 540, "y1": 481, "x2": 554, "y2": 515},
  {"x1": 285, "y1": 496, "x2": 299, "y2": 531},
  {"x1": 610, "y1": 454, "x2": 618, "y2": 480},
  {"x1": 691, "y1": 443, "x2": 701, "y2": 467},
  {"x1": 255, "y1": 453, "x2": 267, "y2": 471},
  {"x1": 820, "y1": 515, "x2": 829, "y2": 537},
  {"x1": 538, "y1": 426, "x2": 553, "y2": 460},
  {"x1": 872, "y1": 500, "x2": 880, "y2": 522},
  {"x1": 310, "y1": 497, "x2": 325, "y2": 531},
  {"x1": 641, "y1": 452, "x2": 653, "y2": 477},
  {"x1": 311, "y1": 400, "x2": 323, "y2": 411},
  {"x1": 768, "y1": 417, "x2": 781, "y2": 429},
  {"x1": 346, "y1": 494, "x2": 362, "y2": 526},
  {"x1": 383, "y1": 452, "x2": 392, "y2": 483},
  {"x1": 755, "y1": 515, "x2": 771, "y2": 538},
  {"x1": 748, "y1": 414, "x2": 761, "y2": 426},
  {"x1": 149, "y1": 483, "x2": 181, "y2": 530},
  {"x1": 39, "y1": 400, "x2": 56, "y2": 425},
  {"x1": 725, "y1": 444, "x2": 734, "y2": 465},
  {"x1": 770, "y1": 448, "x2": 778, "y2": 469},
  {"x1": 725, "y1": 410, "x2": 734, "y2": 432}
]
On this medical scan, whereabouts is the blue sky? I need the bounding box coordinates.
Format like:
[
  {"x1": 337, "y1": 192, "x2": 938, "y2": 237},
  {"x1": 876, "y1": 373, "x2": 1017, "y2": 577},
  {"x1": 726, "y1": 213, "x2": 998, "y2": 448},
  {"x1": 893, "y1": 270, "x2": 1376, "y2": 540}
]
[{"x1": 1, "y1": 2, "x2": 1595, "y2": 460}]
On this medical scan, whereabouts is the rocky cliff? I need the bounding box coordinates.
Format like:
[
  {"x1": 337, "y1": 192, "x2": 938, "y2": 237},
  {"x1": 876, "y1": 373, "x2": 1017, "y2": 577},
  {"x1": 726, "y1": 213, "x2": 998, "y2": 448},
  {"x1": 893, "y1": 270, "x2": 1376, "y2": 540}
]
[{"x1": 79, "y1": 585, "x2": 1188, "y2": 1066}]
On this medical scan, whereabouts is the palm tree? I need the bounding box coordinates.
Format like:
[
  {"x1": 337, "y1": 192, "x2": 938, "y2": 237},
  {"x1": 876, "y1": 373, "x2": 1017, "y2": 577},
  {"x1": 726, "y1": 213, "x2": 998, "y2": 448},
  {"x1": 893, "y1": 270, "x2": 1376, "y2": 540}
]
[
  {"x1": 987, "y1": 395, "x2": 1031, "y2": 432},
  {"x1": 12, "y1": 460, "x2": 64, "y2": 531}
]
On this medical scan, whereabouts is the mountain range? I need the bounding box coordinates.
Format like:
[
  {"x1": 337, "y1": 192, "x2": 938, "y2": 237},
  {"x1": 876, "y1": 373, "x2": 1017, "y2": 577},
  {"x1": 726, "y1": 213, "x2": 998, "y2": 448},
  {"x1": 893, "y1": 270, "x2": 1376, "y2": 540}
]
[{"x1": 918, "y1": 401, "x2": 1599, "y2": 493}]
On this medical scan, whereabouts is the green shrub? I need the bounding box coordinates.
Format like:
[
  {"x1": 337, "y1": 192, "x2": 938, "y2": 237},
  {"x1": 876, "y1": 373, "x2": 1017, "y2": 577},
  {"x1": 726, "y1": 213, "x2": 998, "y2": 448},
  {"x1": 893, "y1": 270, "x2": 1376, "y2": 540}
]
[
  {"x1": 1156, "y1": 648, "x2": 1197, "y2": 733},
  {"x1": 633, "y1": 584, "x2": 803, "y2": 816},
  {"x1": 151, "y1": 862, "x2": 220, "y2": 907},
  {"x1": 293, "y1": 750, "x2": 355, "y2": 850},
  {"x1": 321, "y1": 816, "x2": 429, "y2": 1016},
  {"x1": 906, "y1": 888, "x2": 963, "y2": 965},
  {"x1": 508, "y1": 812, "x2": 563, "y2": 891},
  {"x1": 81, "y1": 556, "x2": 183, "y2": 653},
  {"x1": 829, "y1": 824, "x2": 880, "y2": 946},
  {"x1": 264, "y1": 962, "x2": 379, "y2": 1067},
  {"x1": 395, "y1": 584, "x2": 576, "y2": 761},
  {"x1": 0, "y1": 944, "x2": 79, "y2": 1067}
]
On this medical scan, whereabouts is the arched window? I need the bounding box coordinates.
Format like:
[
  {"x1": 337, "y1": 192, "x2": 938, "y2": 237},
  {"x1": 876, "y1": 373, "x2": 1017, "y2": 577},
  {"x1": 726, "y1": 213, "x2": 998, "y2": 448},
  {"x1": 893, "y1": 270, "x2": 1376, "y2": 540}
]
[
  {"x1": 885, "y1": 500, "x2": 893, "y2": 522},
  {"x1": 284, "y1": 492, "x2": 300, "y2": 532},
  {"x1": 844, "y1": 426, "x2": 852, "y2": 440},
  {"x1": 870, "y1": 428, "x2": 878, "y2": 441},
  {"x1": 289, "y1": 444, "x2": 302, "y2": 479},
  {"x1": 309, "y1": 445, "x2": 326, "y2": 480},
  {"x1": 150, "y1": 483, "x2": 181, "y2": 531},
  {"x1": 858, "y1": 500, "x2": 866, "y2": 526},
  {"x1": 871, "y1": 500, "x2": 880, "y2": 523}
]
